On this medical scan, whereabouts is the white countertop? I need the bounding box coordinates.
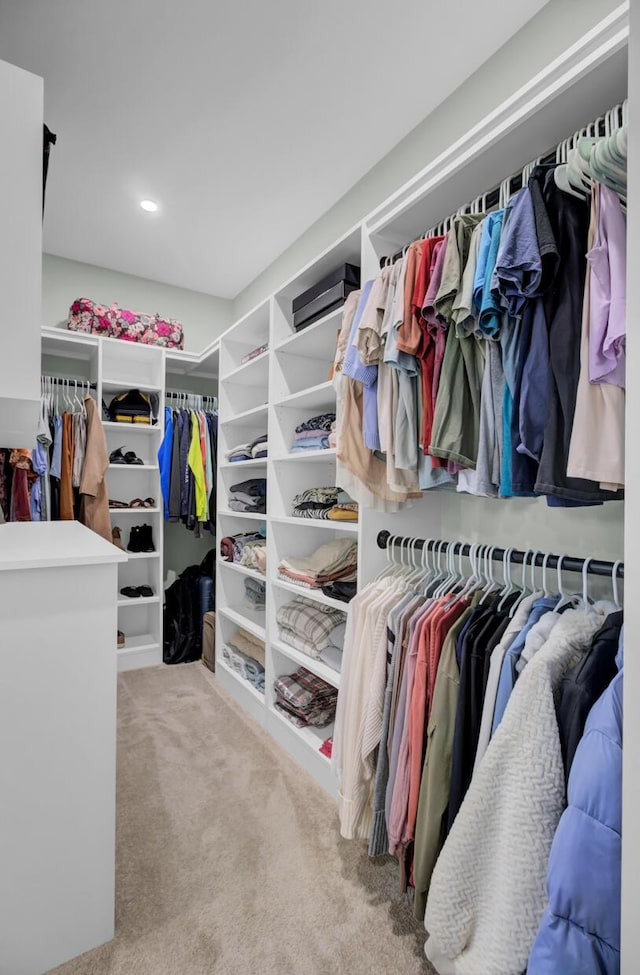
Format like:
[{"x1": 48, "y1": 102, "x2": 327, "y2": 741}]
[{"x1": 0, "y1": 521, "x2": 128, "y2": 571}]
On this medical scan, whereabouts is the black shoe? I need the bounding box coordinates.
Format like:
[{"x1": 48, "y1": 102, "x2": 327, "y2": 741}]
[
  {"x1": 139, "y1": 523, "x2": 155, "y2": 553},
  {"x1": 127, "y1": 525, "x2": 143, "y2": 553}
]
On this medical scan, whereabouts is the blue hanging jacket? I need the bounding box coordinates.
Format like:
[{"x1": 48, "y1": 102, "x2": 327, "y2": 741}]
[
  {"x1": 528, "y1": 664, "x2": 622, "y2": 975},
  {"x1": 158, "y1": 406, "x2": 173, "y2": 520}
]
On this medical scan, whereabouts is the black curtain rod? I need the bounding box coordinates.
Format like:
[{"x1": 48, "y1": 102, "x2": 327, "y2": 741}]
[
  {"x1": 43, "y1": 375, "x2": 96, "y2": 390},
  {"x1": 376, "y1": 531, "x2": 624, "y2": 579}
]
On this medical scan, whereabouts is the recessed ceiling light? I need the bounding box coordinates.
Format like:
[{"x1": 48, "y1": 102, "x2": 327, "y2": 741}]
[{"x1": 140, "y1": 199, "x2": 158, "y2": 212}]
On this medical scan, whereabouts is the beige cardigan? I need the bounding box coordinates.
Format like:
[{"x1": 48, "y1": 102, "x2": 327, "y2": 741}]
[{"x1": 79, "y1": 396, "x2": 111, "y2": 543}]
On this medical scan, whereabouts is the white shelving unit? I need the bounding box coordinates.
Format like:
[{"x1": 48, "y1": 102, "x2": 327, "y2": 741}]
[
  {"x1": 99, "y1": 341, "x2": 165, "y2": 671},
  {"x1": 40, "y1": 329, "x2": 165, "y2": 672},
  {"x1": 211, "y1": 8, "x2": 629, "y2": 803},
  {"x1": 215, "y1": 301, "x2": 270, "y2": 720}
]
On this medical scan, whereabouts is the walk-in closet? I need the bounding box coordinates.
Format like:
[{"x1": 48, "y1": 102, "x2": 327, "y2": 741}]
[{"x1": 0, "y1": 1, "x2": 637, "y2": 973}]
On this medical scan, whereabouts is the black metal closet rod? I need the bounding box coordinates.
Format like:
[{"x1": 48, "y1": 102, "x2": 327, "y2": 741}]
[
  {"x1": 43, "y1": 375, "x2": 96, "y2": 390},
  {"x1": 376, "y1": 531, "x2": 624, "y2": 579}
]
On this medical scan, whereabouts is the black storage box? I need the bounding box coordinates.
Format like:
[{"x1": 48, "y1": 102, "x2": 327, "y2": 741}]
[{"x1": 292, "y1": 263, "x2": 360, "y2": 331}]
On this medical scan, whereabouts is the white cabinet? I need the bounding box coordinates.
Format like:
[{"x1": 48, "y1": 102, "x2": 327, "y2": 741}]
[
  {"x1": 0, "y1": 58, "x2": 43, "y2": 446},
  {"x1": 0, "y1": 521, "x2": 126, "y2": 975}
]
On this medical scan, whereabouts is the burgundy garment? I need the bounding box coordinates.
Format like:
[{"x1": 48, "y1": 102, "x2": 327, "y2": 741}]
[{"x1": 10, "y1": 468, "x2": 31, "y2": 521}]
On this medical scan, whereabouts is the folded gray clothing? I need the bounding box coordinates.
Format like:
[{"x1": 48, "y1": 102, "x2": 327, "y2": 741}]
[
  {"x1": 229, "y1": 478, "x2": 267, "y2": 497},
  {"x1": 231, "y1": 491, "x2": 265, "y2": 506},
  {"x1": 249, "y1": 434, "x2": 268, "y2": 450},
  {"x1": 244, "y1": 577, "x2": 266, "y2": 597},
  {"x1": 228, "y1": 498, "x2": 267, "y2": 513},
  {"x1": 226, "y1": 442, "x2": 251, "y2": 458}
]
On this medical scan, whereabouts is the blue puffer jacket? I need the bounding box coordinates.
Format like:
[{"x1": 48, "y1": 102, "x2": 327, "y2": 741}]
[{"x1": 528, "y1": 667, "x2": 622, "y2": 975}]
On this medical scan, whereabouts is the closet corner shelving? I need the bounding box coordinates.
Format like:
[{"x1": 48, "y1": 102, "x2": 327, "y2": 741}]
[{"x1": 40, "y1": 328, "x2": 165, "y2": 672}]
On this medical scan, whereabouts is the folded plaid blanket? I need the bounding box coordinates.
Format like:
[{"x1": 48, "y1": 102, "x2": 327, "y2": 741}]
[
  {"x1": 274, "y1": 700, "x2": 336, "y2": 729},
  {"x1": 277, "y1": 597, "x2": 346, "y2": 653},
  {"x1": 273, "y1": 666, "x2": 338, "y2": 711}
]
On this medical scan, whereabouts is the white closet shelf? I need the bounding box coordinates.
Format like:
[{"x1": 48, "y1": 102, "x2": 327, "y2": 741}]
[
  {"x1": 217, "y1": 658, "x2": 265, "y2": 703},
  {"x1": 102, "y1": 421, "x2": 160, "y2": 434},
  {"x1": 274, "y1": 381, "x2": 335, "y2": 412},
  {"x1": 219, "y1": 458, "x2": 268, "y2": 469},
  {"x1": 271, "y1": 516, "x2": 358, "y2": 533},
  {"x1": 269, "y1": 705, "x2": 333, "y2": 764},
  {"x1": 108, "y1": 464, "x2": 159, "y2": 471},
  {"x1": 221, "y1": 349, "x2": 269, "y2": 385},
  {"x1": 271, "y1": 639, "x2": 341, "y2": 689},
  {"x1": 218, "y1": 509, "x2": 267, "y2": 522},
  {"x1": 122, "y1": 551, "x2": 160, "y2": 561},
  {"x1": 109, "y1": 507, "x2": 161, "y2": 515},
  {"x1": 117, "y1": 633, "x2": 159, "y2": 654},
  {"x1": 274, "y1": 308, "x2": 342, "y2": 358},
  {"x1": 117, "y1": 595, "x2": 161, "y2": 608},
  {"x1": 117, "y1": 634, "x2": 161, "y2": 668},
  {"x1": 218, "y1": 605, "x2": 266, "y2": 641},
  {"x1": 102, "y1": 379, "x2": 163, "y2": 393},
  {"x1": 273, "y1": 448, "x2": 336, "y2": 463},
  {"x1": 271, "y1": 576, "x2": 350, "y2": 614},
  {"x1": 218, "y1": 560, "x2": 266, "y2": 583},
  {"x1": 219, "y1": 403, "x2": 268, "y2": 425}
]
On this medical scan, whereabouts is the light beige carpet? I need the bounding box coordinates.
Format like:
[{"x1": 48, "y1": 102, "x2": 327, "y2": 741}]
[{"x1": 50, "y1": 663, "x2": 434, "y2": 975}]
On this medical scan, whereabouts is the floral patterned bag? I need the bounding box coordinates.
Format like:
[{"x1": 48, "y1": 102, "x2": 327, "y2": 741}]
[{"x1": 66, "y1": 297, "x2": 184, "y2": 349}]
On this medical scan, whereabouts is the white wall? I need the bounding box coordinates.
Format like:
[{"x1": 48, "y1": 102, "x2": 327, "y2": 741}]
[
  {"x1": 0, "y1": 58, "x2": 42, "y2": 446},
  {"x1": 42, "y1": 253, "x2": 232, "y2": 353},
  {"x1": 232, "y1": 0, "x2": 622, "y2": 319}
]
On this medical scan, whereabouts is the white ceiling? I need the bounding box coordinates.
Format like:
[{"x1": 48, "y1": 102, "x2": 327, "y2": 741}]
[{"x1": 0, "y1": 0, "x2": 549, "y2": 299}]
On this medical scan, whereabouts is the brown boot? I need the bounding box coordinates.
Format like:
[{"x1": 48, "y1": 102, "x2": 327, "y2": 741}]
[{"x1": 112, "y1": 526, "x2": 124, "y2": 550}]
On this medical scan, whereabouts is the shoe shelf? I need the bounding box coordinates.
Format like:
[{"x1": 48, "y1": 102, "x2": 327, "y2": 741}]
[
  {"x1": 102, "y1": 421, "x2": 160, "y2": 434},
  {"x1": 109, "y1": 507, "x2": 161, "y2": 515},
  {"x1": 100, "y1": 341, "x2": 164, "y2": 670},
  {"x1": 117, "y1": 595, "x2": 161, "y2": 608}
]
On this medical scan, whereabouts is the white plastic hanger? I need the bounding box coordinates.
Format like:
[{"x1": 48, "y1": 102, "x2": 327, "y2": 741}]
[
  {"x1": 541, "y1": 551, "x2": 554, "y2": 598},
  {"x1": 497, "y1": 547, "x2": 517, "y2": 611},
  {"x1": 611, "y1": 560, "x2": 623, "y2": 609}
]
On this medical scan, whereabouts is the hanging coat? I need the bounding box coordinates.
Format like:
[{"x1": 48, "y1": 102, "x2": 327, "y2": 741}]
[{"x1": 528, "y1": 663, "x2": 622, "y2": 975}]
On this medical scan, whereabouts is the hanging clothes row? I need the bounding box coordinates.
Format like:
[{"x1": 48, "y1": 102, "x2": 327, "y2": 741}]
[
  {"x1": 333, "y1": 533, "x2": 623, "y2": 975},
  {"x1": 158, "y1": 391, "x2": 218, "y2": 535},
  {"x1": 333, "y1": 103, "x2": 628, "y2": 511},
  {"x1": 0, "y1": 376, "x2": 111, "y2": 540}
]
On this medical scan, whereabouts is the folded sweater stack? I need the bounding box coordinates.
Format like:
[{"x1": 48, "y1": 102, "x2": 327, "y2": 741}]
[
  {"x1": 274, "y1": 667, "x2": 338, "y2": 728},
  {"x1": 244, "y1": 576, "x2": 266, "y2": 610},
  {"x1": 223, "y1": 627, "x2": 265, "y2": 692},
  {"x1": 226, "y1": 434, "x2": 268, "y2": 463},
  {"x1": 290, "y1": 413, "x2": 336, "y2": 453},
  {"x1": 276, "y1": 597, "x2": 345, "y2": 674},
  {"x1": 228, "y1": 477, "x2": 266, "y2": 514},
  {"x1": 278, "y1": 537, "x2": 357, "y2": 590},
  {"x1": 292, "y1": 486, "x2": 358, "y2": 522},
  {"x1": 220, "y1": 531, "x2": 267, "y2": 574}
]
